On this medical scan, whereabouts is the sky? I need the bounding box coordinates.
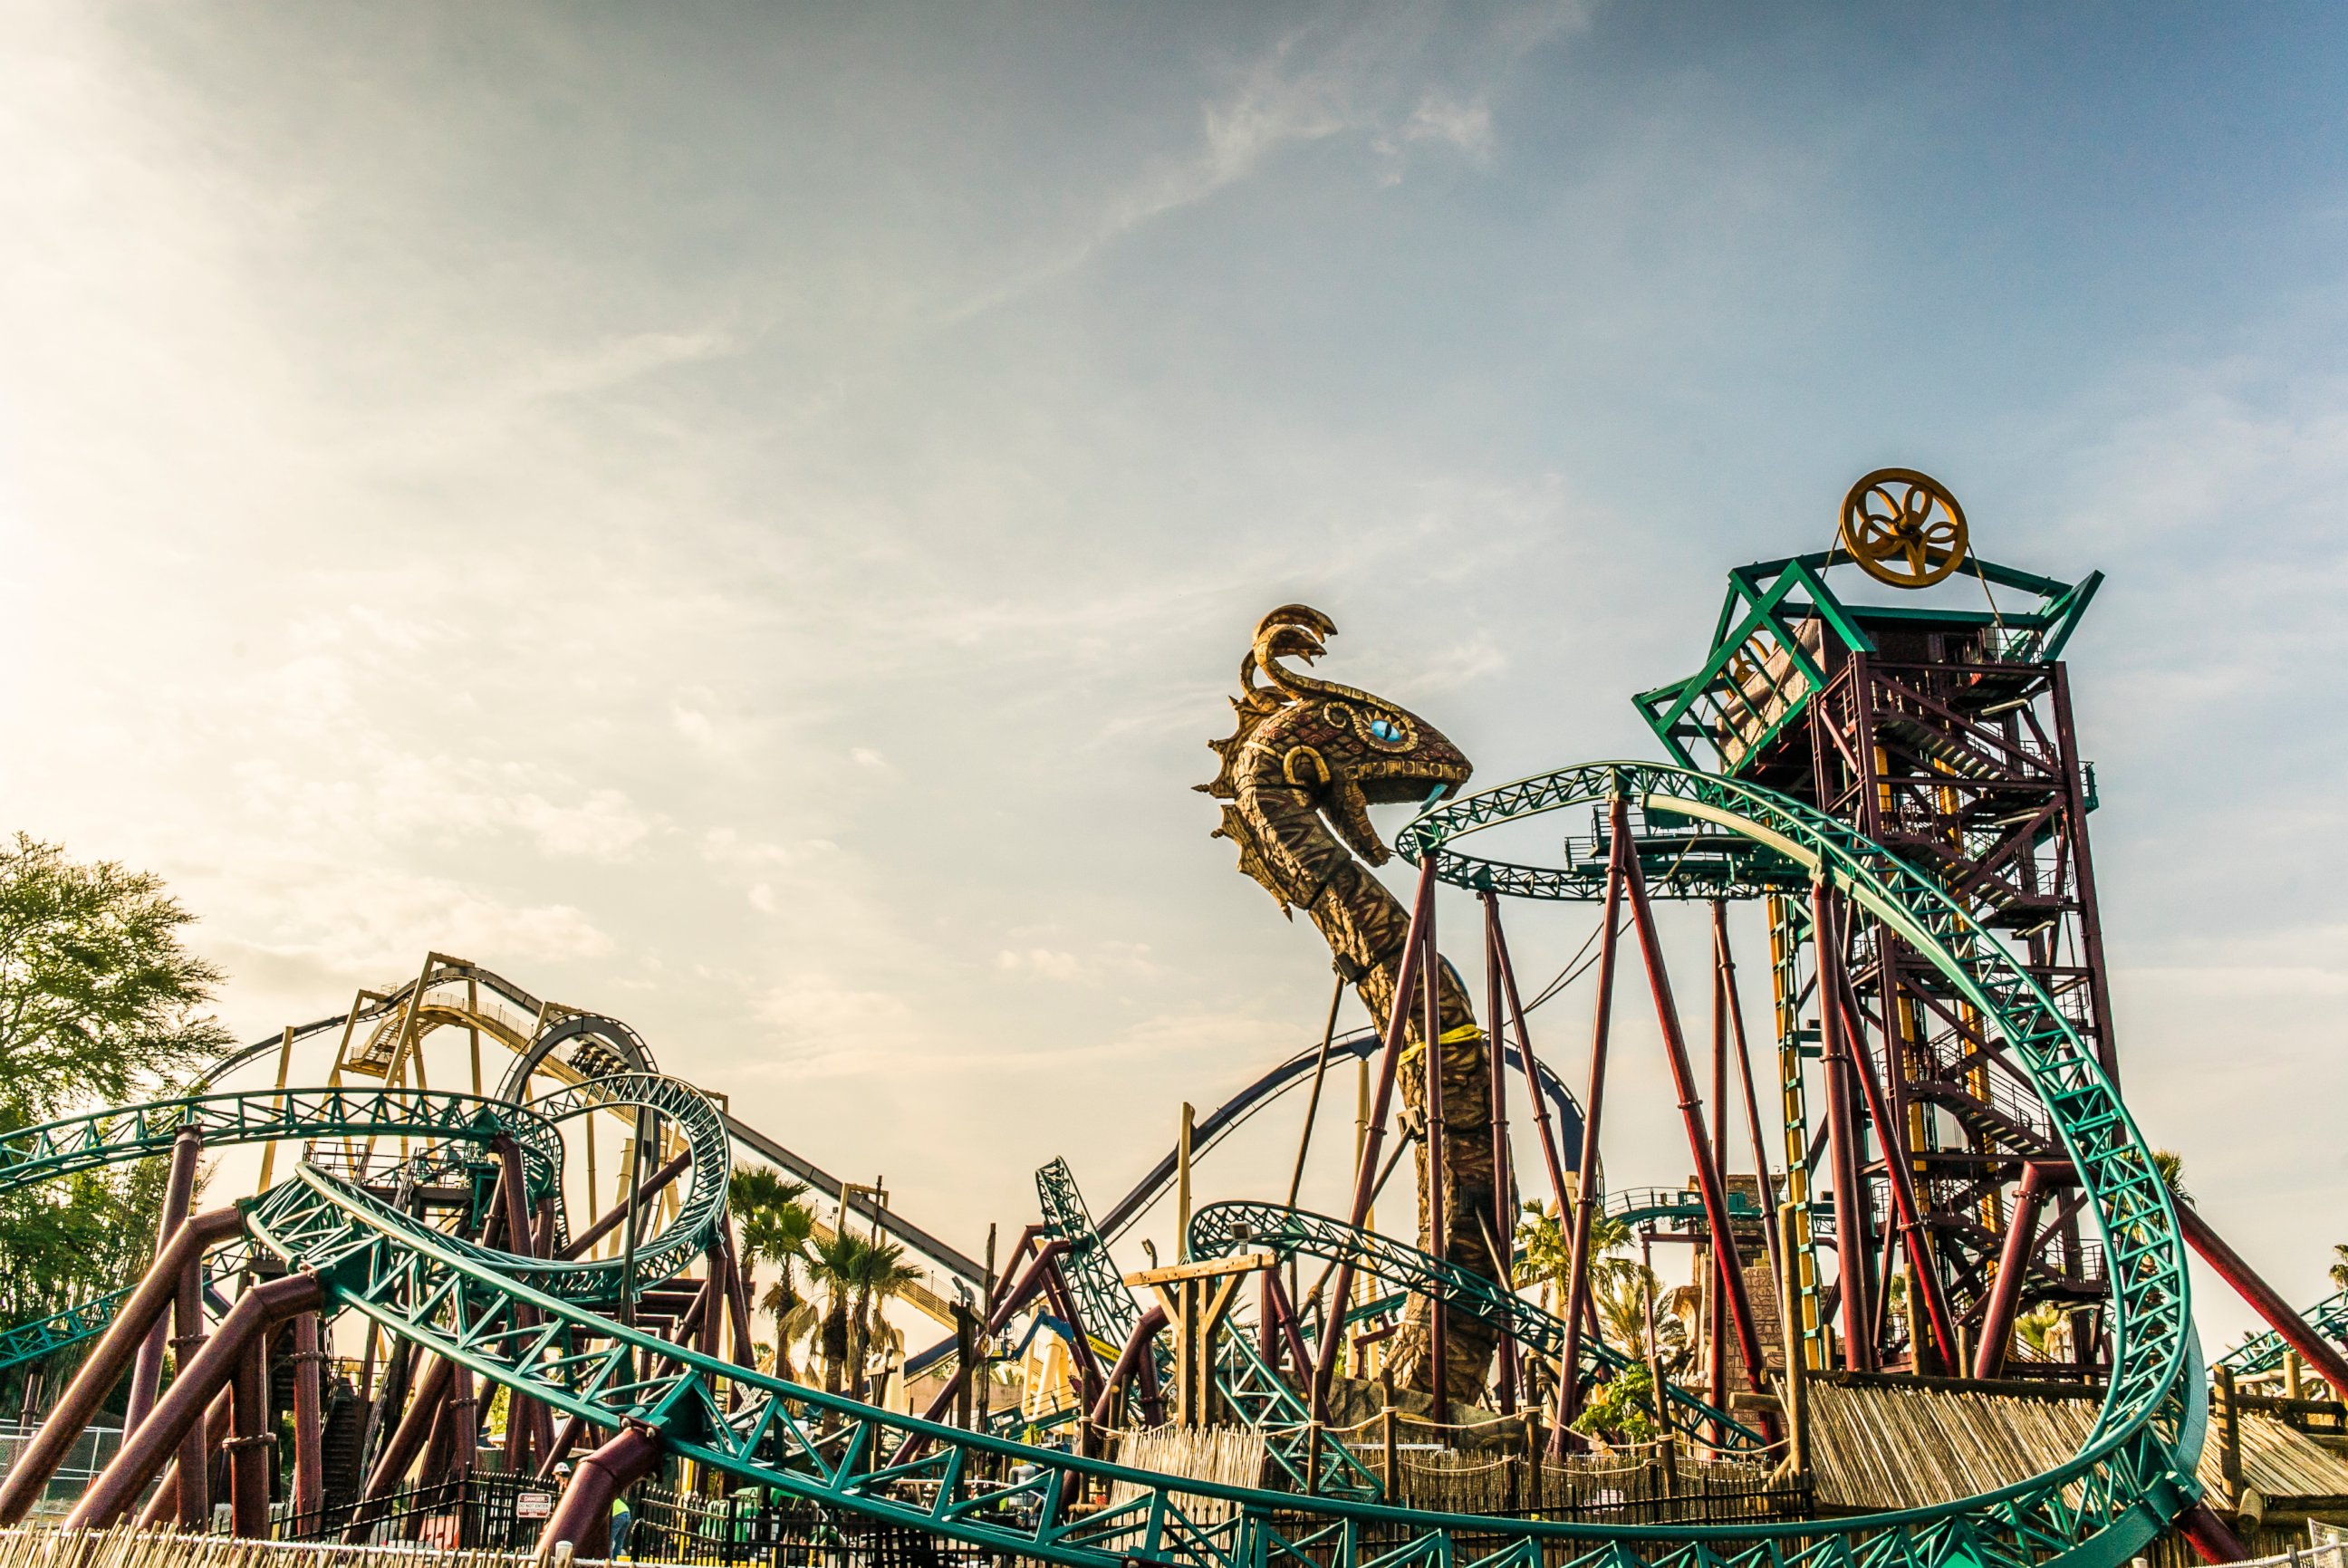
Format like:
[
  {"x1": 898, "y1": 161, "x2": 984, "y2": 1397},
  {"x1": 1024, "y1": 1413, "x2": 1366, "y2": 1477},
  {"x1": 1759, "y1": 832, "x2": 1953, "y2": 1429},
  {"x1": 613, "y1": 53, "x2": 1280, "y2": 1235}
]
[{"x1": 1, "y1": 2, "x2": 2344, "y2": 1352}]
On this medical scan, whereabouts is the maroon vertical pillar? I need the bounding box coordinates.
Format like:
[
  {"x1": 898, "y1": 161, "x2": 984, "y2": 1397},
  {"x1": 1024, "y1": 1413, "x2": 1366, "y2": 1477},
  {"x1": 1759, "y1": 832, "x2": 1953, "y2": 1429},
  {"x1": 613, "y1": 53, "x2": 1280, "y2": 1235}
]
[
  {"x1": 228, "y1": 1323, "x2": 272, "y2": 1537},
  {"x1": 291, "y1": 1311, "x2": 324, "y2": 1524},
  {"x1": 1554, "y1": 813, "x2": 1628, "y2": 1437},
  {"x1": 1832, "y1": 963, "x2": 1960, "y2": 1374},
  {"x1": 1973, "y1": 1161, "x2": 2052, "y2": 1380},
  {"x1": 1483, "y1": 899, "x2": 1518, "y2": 1415},
  {"x1": 1715, "y1": 906, "x2": 1782, "y2": 1287},
  {"x1": 1811, "y1": 882, "x2": 1876, "y2": 1371},
  {"x1": 1487, "y1": 892, "x2": 1572, "y2": 1219},
  {"x1": 126, "y1": 1126, "x2": 203, "y2": 1435},
  {"x1": 65, "y1": 1271, "x2": 322, "y2": 1530},
  {"x1": 1312, "y1": 858, "x2": 1439, "y2": 1419},
  {"x1": 1421, "y1": 872, "x2": 1448, "y2": 1425},
  {"x1": 1707, "y1": 919, "x2": 1731, "y2": 1428},
  {"x1": 1619, "y1": 795, "x2": 1768, "y2": 1390}
]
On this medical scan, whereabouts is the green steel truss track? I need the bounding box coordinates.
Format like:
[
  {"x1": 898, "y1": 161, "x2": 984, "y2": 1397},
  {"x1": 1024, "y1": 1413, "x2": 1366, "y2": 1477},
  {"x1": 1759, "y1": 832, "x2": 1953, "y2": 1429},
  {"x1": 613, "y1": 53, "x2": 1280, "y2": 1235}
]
[
  {"x1": 1035, "y1": 1157, "x2": 1143, "y2": 1350},
  {"x1": 0, "y1": 748, "x2": 2199, "y2": 1568},
  {"x1": 1187, "y1": 1200, "x2": 1766, "y2": 1455},
  {"x1": 0, "y1": 1087, "x2": 564, "y2": 1202},
  {"x1": 1034, "y1": 1157, "x2": 1381, "y2": 1498},
  {"x1": 0, "y1": 1249, "x2": 255, "y2": 1375},
  {"x1": 2219, "y1": 1291, "x2": 2348, "y2": 1379},
  {"x1": 0, "y1": 1292, "x2": 135, "y2": 1375},
  {"x1": 1214, "y1": 1324, "x2": 1385, "y2": 1499}
]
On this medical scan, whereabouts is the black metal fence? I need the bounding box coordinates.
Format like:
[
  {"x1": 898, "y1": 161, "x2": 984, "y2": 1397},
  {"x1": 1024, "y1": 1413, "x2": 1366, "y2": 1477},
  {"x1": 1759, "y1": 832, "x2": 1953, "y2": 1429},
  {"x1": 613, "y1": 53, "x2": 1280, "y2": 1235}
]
[
  {"x1": 277, "y1": 1469, "x2": 559, "y2": 1552},
  {"x1": 626, "y1": 1486, "x2": 999, "y2": 1568}
]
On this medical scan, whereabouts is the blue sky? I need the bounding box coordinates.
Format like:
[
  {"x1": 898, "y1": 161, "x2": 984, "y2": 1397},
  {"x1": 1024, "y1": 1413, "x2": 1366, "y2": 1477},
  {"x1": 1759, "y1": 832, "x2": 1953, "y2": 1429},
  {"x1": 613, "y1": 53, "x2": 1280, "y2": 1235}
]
[{"x1": 0, "y1": 2, "x2": 2342, "y2": 1347}]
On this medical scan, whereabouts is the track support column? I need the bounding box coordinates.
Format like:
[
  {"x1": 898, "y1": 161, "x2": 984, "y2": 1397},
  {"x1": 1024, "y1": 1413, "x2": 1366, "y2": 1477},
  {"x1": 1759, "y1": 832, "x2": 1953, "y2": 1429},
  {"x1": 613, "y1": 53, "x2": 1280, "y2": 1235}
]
[{"x1": 125, "y1": 1125, "x2": 203, "y2": 1435}]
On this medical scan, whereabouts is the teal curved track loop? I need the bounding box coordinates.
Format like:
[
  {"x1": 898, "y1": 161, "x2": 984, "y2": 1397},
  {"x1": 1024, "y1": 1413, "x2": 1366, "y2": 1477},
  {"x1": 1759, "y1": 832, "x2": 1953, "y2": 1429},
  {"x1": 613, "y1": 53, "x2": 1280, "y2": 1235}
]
[
  {"x1": 1392, "y1": 759, "x2": 2203, "y2": 1561},
  {"x1": 1186, "y1": 1199, "x2": 1767, "y2": 1454}
]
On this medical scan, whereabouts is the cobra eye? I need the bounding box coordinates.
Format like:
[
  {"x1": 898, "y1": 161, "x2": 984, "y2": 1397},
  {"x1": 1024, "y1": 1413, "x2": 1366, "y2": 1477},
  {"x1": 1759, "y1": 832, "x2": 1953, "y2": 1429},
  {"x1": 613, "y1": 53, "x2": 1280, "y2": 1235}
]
[{"x1": 1368, "y1": 717, "x2": 1402, "y2": 743}]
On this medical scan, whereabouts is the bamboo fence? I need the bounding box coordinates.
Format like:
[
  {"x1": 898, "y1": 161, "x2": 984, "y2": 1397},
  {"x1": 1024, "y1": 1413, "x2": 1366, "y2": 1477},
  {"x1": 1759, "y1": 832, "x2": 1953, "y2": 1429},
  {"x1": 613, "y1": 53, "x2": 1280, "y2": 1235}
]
[{"x1": 0, "y1": 1525, "x2": 575, "y2": 1568}]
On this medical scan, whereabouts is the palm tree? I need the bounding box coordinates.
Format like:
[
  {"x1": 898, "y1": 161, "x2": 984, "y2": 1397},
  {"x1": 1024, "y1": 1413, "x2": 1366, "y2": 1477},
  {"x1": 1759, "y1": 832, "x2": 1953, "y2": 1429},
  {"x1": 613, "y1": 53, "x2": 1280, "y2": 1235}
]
[
  {"x1": 1515, "y1": 1202, "x2": 1637, "y2": 1311},
  {"x1": 2151, "y1": 1150, "x2": 2190, "y2": 1205},
  {"x1": 846, "y1": 1238, "x2": 925, "y2": 1399},
  {"x1": 730, "y1": 1168, "x2": 817, "y2": 1371},
  {"x1": 805, "y1": 1230, "x2": 871, "y2": 1395},
  {"x1": 2015, "y1": 1302, "x2": 2067, "y2": 1362}
]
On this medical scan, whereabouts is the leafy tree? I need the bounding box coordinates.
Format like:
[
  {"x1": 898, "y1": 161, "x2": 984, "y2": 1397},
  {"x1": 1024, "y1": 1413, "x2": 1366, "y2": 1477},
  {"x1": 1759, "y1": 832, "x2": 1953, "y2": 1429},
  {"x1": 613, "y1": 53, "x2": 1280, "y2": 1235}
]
[
  {"x1": 1571, "y1": 1361, "x2": 1660, "y2": 1447},
  {"x1": 0, "y1": 833, "x2": 231, "y2": 1122},
  {"x1": 0, "y1": 835, "x2": 230, "y2": 1340},
  {"x1": 2330, "y1": 1244, "x2": 2348, "y2": 1296}
]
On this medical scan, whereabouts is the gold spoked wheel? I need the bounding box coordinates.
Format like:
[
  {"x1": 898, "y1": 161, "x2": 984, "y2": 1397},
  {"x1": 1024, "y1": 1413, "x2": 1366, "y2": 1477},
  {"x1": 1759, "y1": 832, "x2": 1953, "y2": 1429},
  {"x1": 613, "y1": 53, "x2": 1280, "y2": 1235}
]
[{"x1": 1839, "y1": 467, "x2": 1968, "y2": 588}]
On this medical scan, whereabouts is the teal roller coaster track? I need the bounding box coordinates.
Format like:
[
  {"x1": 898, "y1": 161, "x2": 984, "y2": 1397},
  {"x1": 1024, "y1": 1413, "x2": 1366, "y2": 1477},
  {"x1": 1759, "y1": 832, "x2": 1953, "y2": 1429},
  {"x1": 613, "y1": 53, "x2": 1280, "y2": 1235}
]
[{"x1": 0, "y1": 760, "x2": 2204, "y2": 1568}]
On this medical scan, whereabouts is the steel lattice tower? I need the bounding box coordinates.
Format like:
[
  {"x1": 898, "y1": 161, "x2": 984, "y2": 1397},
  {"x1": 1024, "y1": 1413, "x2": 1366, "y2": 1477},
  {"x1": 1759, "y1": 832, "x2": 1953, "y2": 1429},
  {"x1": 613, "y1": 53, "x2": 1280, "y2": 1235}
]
[{"x1": 1637, "y1": 476, "x2": 2113, "y2": 1376}]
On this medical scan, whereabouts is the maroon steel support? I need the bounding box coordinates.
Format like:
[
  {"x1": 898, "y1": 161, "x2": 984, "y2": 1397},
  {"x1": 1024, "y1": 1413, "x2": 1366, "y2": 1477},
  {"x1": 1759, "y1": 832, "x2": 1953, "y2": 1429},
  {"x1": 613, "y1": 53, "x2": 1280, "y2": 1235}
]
[
  {"x1": 1619, "y1": 794, "x2": 1768, "y2": 1390},
  {"x1": 1832, "y1": 964, "x2": 1960, "y2": 1373},
  {"x1": 1311, "y1": 856, "x2": 1439, "y2": 1419},
  {"x1": 126, "y1": 1126, "x2": 203, "y2": 1435},
  {"x1": 173, "y1": 1231, "x2": 214, "y2": 1527},
  {"x1": 1262, "y1": 1267, "x2": 1314, "y2": 1380},
  {"x1": 535, "y1": 1413, "x2": 585, "y2": 1484},
  {"x1": 1085, "y1": 1304, "x2": 1170, "y2": 1435},
  {"x1": 1973, "y1": 1161, "x2": 2054, "y2": 1380},
  {"x1": 346, "y1": 1352, "x2": 457, "y2": 1539},
  {"x1": 1555, "y1": 813, "x2": 1628, "y2": 1437},
  {"x1": 291, "y1": 1311, "x2": 325, "y2": 1522},
  {"x1": 136, "y1": 1387, "x2": 233, "y2": 1528},
  {"x1": 2177, "y1": 1500, "x2": 2250, "y2": 1564},
  {"x1": 1421, "y1": 880, "x2": 1448, "y2": 1426},
  {"x1": 720, "y1": 1218, "x2": 759, "y2": 1371},
  {"x1": 0, "y1": 1203, "x2": 244, "y2": 1525},
  {"x1": 492, "y1": 1134, "x2": 554, "y2": 1467},
  {"x1": 1487, "y1": 891, "x2": 1573, "y2": 1219},
  {"x1": 537, "y1": 1421, "x2": 664, "y2": 1563},
  {"x1": 904, "y1": 1238, "x2": 1068, "y2": 1440},
  {"x1": 1715, "y1": 907, "x2": 1783, "y2": 1288},
  {"x1": 1038, "y1": 1263, "x2": 1107, "y2": 1411},
  {"x1": 1707, "y1": 919, "x2": 1731, "y2": 1429},
  {"x1": 559, "y1": 1147, "x2": 694, "y2": 1260},
  {"x1": 2178, "y1": 1200, "x2": 2348, "y2": 1399},
  {"x1": 228, "y1": 1323, "x2": 272, "y2": 1536},
  {"x1": 1481, "y1": 896, "x2": 1520, "y2": 1414},
  {"x1": 1811, "y1": 881, "x2": 1877, "y2": 1371},
  {"x1": 66, "y1": 1270, "x2": 322, "y2": 1529}
]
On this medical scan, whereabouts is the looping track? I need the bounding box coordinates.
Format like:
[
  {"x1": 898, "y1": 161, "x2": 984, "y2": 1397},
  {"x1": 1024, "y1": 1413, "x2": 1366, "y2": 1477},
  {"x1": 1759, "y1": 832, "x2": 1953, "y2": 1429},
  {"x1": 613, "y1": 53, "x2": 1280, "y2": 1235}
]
[{"x1": 0, "y1": 758, "x2": 2204, "y2": 1568}]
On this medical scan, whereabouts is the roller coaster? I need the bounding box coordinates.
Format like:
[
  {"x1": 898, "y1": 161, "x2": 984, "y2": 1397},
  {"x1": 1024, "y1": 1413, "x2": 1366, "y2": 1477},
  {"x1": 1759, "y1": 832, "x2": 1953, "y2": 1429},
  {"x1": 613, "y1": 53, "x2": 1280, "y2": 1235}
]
[{"x1": 0, "y1": 472, "x2": 2335, "y2": 1568}]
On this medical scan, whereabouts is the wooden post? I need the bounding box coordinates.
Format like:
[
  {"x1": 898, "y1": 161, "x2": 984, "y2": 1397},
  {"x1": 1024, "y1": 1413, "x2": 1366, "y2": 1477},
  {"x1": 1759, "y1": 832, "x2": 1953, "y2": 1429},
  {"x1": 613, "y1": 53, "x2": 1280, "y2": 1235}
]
[
  {"x1": 2286, "y1": 1351, "x2": 2304, "y2": 1402},
  {"x1": 1381, "y1": 1397, "x2": 1399, "y2": 1501},
  {"x1": 2214, "y1": 1363, "x2": 2242, "y2": 1515},
  {"x1": 1778, "y1": 1202, "x2": 1809, "y2": 1483},
  {"x1": 1177, "y1": 1102, "x2": 1195, "y2": 1261}
]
